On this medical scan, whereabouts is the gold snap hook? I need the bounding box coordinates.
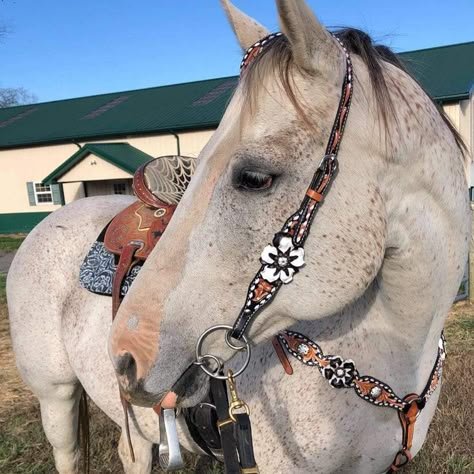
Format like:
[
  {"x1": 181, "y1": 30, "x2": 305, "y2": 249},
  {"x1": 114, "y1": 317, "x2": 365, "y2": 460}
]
[{"x1": 227, "y1": 369, "x2": 250, "y2": 422}]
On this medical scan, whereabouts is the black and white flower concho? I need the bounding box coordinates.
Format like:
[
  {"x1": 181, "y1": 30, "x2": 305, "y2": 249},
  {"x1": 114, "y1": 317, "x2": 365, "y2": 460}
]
[
  {"x1": 321, "y1": 356, "x2": 357, "y2": 388},
  {"x1": 260, "y1": 234, "x2": 305, "y2": 284}
]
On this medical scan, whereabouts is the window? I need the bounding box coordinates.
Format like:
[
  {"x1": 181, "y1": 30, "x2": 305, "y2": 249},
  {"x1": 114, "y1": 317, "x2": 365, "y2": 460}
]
[
  {"x1": 113, "y1": 183, "x2": 127, "y2": 195},
  {"x1": 27, "y1": 181, "x2": 62, "y2": 206},
  {"x1": 34, "y1": 182, "x2": 53, "y2": 204}
]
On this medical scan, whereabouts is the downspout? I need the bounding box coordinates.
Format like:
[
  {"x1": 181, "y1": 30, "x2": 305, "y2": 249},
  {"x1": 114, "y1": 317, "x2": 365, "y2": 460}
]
[
  {"x1": 72, "y1": 140, "x2": 86, "y2": 197},
  {"x1": 470, "y1": 82, "x2": 474, "y2": 157},
  {"x1": 170, "y1": 131, "x2": 181, "y2": 156}
]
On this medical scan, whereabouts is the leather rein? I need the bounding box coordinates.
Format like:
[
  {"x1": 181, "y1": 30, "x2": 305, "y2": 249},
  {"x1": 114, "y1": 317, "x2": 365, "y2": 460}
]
[{"x1": 190, "y1": 32, "x2": 446, "y2": 474}]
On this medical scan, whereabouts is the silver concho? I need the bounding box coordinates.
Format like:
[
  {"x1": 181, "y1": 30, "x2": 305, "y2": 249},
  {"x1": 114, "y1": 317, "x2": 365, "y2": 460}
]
[
  {"x1": 297, "y1": 343, "x2": 310, "y2": 356},
  {"x1": 370, "y1": 386, "x2": 382, "y2": 399}
]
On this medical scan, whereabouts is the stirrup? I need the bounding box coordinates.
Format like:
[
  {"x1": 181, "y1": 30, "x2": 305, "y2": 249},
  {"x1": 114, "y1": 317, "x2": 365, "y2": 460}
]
[{"x1": 158, "y1": 408, "x2": 185, "y2": 471}]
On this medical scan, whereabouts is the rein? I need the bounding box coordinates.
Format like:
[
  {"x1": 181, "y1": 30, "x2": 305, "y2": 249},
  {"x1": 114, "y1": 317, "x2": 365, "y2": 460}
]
[{"x1": 189, "y1": 32, "x2": 446, "y2": 474}]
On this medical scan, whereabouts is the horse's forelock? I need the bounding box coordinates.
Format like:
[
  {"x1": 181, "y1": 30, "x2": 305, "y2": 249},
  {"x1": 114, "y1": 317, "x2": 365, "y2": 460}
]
[{"x1": 240, "y1": 34, "x2": 312, "y2": 129}]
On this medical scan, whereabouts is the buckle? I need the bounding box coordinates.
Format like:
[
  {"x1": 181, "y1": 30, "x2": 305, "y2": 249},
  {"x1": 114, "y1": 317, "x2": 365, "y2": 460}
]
[{"x1": 402, "y1": 394, "x2": 424, "y2": 416}]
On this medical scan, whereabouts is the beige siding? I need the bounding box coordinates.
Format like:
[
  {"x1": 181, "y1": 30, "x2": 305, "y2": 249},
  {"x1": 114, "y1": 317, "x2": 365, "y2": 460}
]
[
  {"x1": 443, "y1": 99, "x2": 472, "y2": 152},
  {"x1": 0, "y1": 143, "x2": 78, "y2": 213},
  {"x1": 59, "y1": 155, "x2": 132, "y2": 183},
  {"x1": 0, "y1": 129, "x2": 214, "y2": 214},
  {"x1": 63, "y1": 182, "x2": 86, "y2": 204},
  {"x1": 442, "y1": 98, "x2": 473, "y2": 186}
]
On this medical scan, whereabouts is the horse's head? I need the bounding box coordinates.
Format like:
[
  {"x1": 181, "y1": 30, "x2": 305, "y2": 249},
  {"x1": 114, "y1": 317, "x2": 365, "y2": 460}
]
[{"x1": 108, "y1": 0, "x2": 466, "y2": 407}]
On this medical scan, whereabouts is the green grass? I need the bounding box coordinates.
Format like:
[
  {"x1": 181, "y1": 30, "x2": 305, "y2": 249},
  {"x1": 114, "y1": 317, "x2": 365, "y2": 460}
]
[
  {"x1": 0, "y1": 236, "x2": 25, "y2": 252},
  {"x1": 0, "y1": 411, "x2": 55, "y2": 474}
]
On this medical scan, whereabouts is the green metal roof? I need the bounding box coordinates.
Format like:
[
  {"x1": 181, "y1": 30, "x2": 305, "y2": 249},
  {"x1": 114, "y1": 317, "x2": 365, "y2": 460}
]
[
  {"x1": 0, "y1": 77, "x2": 238, "y2": 150},
  {"x1": 0, "y1": 41, "x2": 472, "y2": 150},
  {"x1": 43, "y1": 143, "x2": 154, "y2": 184},
  {"x1": 399, "y1": 41, "x2": 474, "y2": 102}
]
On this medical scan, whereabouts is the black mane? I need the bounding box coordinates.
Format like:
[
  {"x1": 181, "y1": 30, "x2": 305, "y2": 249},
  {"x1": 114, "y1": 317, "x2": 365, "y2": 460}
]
[{"x1": 334, "y1": 28, "x2": 465, "y2": 153}]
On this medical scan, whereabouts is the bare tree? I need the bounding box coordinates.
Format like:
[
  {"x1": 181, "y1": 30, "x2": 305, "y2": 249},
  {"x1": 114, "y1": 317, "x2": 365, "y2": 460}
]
[
  {"x1": 0, "y1": 22, "x2": 11, "y2": 41},
  {"x1": 0, "y1": 21, "x2": 37, "y2": 107},
  {"x1": 0, "y1": 87, "x2": 37, "y2": 108}
]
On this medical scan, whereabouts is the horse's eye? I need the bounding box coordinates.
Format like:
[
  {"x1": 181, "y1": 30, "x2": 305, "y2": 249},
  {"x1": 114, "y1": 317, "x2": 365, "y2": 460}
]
[{"x1": 238, "y1": 170, "x2": 274, "y2": 191}]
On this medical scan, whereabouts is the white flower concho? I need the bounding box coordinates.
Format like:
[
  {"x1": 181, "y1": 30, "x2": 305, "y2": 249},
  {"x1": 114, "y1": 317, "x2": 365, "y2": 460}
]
[{"x1": 260, "y1": 236, "x2": 305, "y2": 284}]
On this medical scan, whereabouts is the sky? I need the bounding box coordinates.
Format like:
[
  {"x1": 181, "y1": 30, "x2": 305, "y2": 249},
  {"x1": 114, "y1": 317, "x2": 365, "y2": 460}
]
[{"x1": 1, "y1": 0, "x2": 473, "y2": 104}]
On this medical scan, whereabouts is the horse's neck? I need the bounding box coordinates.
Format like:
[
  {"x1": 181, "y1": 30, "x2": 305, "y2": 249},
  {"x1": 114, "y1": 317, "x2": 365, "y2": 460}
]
[
  {"x1": 380, "y1": 65, "x2": 469, "y2": 337},
  {"x1": 372, "y1": 66, "x2": 469, "y2": 379},
  {"x1": 297, "y1": 66, "x2": 469, "y2": 391}
]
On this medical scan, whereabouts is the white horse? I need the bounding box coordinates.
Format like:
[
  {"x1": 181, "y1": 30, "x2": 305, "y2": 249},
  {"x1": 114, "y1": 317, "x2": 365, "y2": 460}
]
[{"x1": 7, "y1": 0, "x2": 470, "y2": 473}]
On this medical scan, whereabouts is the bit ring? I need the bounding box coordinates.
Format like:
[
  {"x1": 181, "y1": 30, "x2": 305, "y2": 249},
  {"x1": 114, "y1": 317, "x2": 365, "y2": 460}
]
[{"x1": 195, "y1": 324, "x2": 251, "y2": 380}]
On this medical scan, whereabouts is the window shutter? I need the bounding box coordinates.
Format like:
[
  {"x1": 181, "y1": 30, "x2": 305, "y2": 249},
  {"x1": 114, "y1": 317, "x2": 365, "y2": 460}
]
[
  {"x1": 51, "y1": 184, "x2": 64, "y2": 205},
  {"x1": 27, "y1": 182, "x2": 36, "y2": 206}
]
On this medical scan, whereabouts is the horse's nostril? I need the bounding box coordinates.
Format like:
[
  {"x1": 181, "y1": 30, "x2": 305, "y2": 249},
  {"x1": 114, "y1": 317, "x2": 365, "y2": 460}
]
[{"x1": 116, "y1": 351, "x2": 137, "y2": 383}]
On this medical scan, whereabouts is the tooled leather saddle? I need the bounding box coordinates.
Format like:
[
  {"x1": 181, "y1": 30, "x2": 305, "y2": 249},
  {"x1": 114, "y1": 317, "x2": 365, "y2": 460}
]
[{"x1": 103, "y1": 155, "x2": 196, "y2": 318}]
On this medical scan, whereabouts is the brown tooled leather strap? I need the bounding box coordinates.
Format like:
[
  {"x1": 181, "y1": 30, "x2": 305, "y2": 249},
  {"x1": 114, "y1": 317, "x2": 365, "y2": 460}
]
[
  {"x1": 387, "y1": 394, "x2": 421, "y2": 472},
  {"x1": 240, "y1": 33, "x2": 283, "y2": 73},
  {"x1": 272, "y1": 336, "x2": 293, "y2": 375},
  {"x1": 112, "y1": 242, "x2": 143, "y2": 318}
]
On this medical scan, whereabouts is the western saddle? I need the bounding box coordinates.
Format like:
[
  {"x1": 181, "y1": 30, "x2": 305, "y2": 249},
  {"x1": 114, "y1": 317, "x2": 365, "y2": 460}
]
[{"x1": 104, "y1": 155, "x2": 196, "y2": 319}]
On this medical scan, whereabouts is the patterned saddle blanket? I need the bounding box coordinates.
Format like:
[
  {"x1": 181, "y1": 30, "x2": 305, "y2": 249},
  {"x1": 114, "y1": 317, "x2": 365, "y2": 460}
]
[{"x1": 80, "y1": 155, "x2": 196, "y2": 297}]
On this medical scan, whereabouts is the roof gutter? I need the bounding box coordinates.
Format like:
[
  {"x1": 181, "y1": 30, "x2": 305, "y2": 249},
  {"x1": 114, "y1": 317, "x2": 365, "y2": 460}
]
[{"x1": 436, "y1": 93, "x2": 470, "y2": 103}]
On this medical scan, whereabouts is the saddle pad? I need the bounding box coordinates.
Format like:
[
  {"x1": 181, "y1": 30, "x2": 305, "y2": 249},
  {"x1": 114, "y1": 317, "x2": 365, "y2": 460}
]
[{"x1": 80, "y1": 241, "x2": 141, "y2": 297}]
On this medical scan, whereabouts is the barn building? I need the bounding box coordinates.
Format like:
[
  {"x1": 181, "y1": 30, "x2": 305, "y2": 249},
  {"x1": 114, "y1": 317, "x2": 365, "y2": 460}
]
[{"x1": 0, "y1": 41, "x2": 473, "y2": 233}]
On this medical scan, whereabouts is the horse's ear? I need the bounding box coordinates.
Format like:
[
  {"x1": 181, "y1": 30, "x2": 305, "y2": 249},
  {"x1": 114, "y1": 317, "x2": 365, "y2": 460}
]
[
  {"x1": 276, "y1": 0, "x2": 340, "y2": 74},
  {"x1": 221, "y1": 0, "x2": 270, "y2": 51}
]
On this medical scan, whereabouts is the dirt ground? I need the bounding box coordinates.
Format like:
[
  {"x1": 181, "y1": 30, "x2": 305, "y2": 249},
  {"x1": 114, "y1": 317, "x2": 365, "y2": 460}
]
[{"x1": 0, "y1": 250, "x2": 16, "y2": 274}]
